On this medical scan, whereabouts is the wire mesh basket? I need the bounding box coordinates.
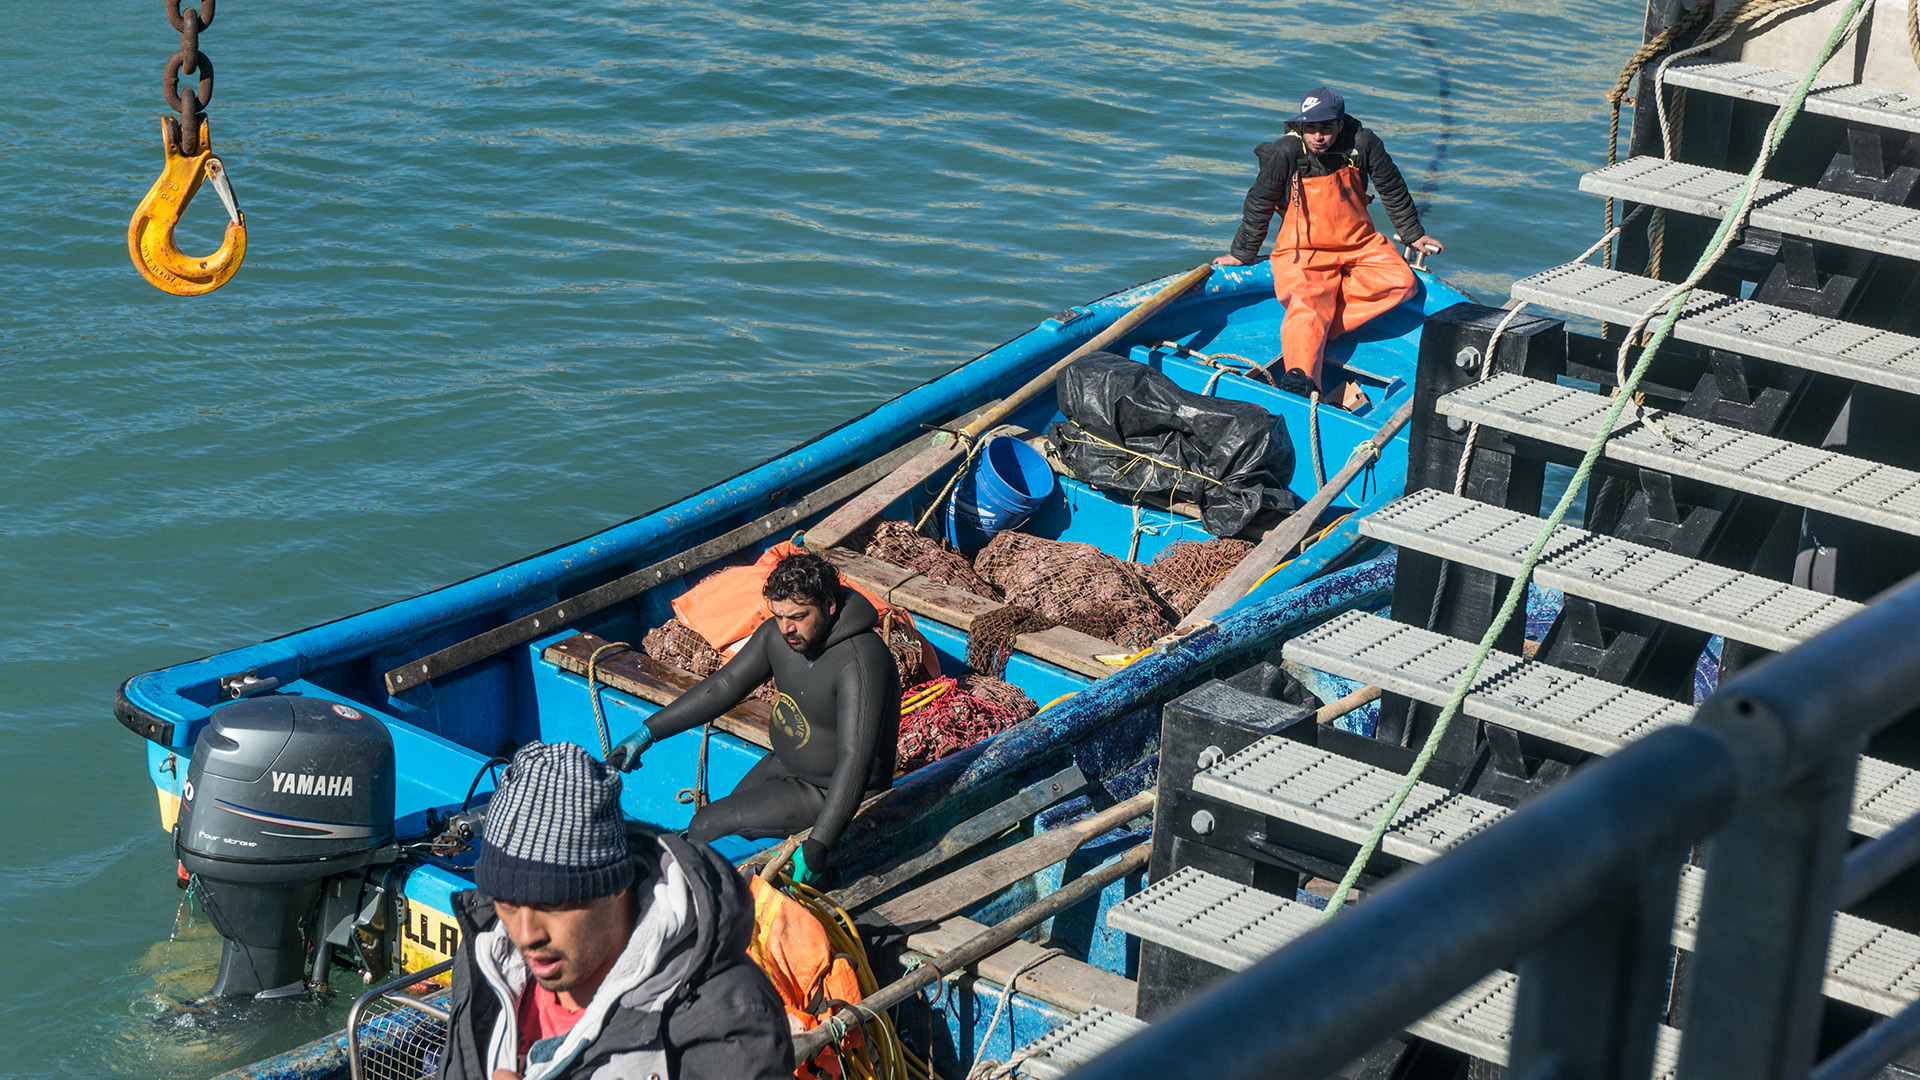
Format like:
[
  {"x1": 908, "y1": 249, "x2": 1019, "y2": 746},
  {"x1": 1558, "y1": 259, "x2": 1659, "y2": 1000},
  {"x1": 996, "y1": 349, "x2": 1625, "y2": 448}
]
[{"x1": 349, "y1": 960, "x2": 454, "y2": 1080}]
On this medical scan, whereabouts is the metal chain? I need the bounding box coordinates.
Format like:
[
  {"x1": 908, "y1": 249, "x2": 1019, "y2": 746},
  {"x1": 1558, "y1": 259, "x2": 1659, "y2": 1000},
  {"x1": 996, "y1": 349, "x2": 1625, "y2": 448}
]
[{"x1": 162, "y1": 0, "x2": 217, "y2": 154}]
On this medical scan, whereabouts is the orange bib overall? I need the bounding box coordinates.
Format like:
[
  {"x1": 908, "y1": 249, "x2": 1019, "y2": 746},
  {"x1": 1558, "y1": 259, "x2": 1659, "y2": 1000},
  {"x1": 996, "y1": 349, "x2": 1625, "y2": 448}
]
[{"x1": 1271, "y1": 161, "x2": 1418, "y2": 390}]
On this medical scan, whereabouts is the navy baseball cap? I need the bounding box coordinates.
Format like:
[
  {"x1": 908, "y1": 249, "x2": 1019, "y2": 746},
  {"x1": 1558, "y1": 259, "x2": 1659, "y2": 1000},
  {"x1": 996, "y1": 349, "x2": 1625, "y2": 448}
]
[{"x1": 1290, "y1": 86, "x2": 1346, "y2": 124}]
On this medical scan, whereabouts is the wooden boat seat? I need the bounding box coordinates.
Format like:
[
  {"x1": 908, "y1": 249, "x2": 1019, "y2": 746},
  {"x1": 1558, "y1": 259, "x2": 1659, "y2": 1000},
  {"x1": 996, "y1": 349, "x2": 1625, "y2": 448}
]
[{"x1": 544, "y1": 632, "x2": 773, "y2": 749}]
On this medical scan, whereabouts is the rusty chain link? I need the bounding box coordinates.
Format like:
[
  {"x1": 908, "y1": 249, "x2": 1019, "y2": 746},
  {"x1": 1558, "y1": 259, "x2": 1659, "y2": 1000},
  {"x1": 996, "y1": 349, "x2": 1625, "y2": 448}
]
[{"x1": 162, "y1": 0, "x2": 217, "y2": 154}]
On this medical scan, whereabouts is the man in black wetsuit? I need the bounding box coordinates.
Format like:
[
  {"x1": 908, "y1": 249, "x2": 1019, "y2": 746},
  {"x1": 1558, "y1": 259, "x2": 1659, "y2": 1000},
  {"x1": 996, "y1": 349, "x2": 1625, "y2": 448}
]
[{"x1": 605, "y1": 551, "x2": 901, "y2": 886}]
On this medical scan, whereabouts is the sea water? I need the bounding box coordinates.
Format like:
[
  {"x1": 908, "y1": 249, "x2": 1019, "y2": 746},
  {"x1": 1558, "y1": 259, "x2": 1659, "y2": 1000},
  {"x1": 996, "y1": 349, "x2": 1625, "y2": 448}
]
[{"x1": 0, "y1": 1, "x2": 1642, "y2": 1074}]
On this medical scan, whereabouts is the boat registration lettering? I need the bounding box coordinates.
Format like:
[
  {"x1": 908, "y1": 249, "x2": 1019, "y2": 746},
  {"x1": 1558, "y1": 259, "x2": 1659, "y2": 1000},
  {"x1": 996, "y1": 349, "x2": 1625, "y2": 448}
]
[{"x1": 400, "y1": 901, "x2": 462, "y2": 968}]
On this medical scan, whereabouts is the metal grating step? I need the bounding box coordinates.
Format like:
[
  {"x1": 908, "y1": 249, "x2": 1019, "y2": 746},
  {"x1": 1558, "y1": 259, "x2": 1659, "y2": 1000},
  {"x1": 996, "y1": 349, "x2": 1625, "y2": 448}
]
[
  {"x1": 1282, "y1": 609, "x2": 1919, "y2": 838},
  {"x1": 1357, "y1": 489, "x2": 1863, "y2": 652},
  {"x1": 1184, "y1": 740, "x2": 1920, "y2": 1017},
  {"x1": 1194, "y1": 736, "x2": 1507, "y2": 861},
  {"x1": 1011, "y1": 1005, "x2": 1149, "y2": 1080},
  {"x1": 1109, "y1": 867, "x2": 1679, "y2": 1073},
  {"x1": 1437, "y1": 374, "x2": 1920, "y2": 538},
  {"x1": 1581, "y1": 157, "x2": 1920, "y2": 263},
  {"x1": 1284, "y1": 609, "x2": 1687, "y2": 757},
  {"x1": 1508, "y1": 262, "x2": 1920, "y2": 398},
  {"x1": 1673, "y1": 863, "x2": 1920, "y2": 1017},
  {"x1": 1663, "y1": 60, "x2": 1920, "y2": 137}
]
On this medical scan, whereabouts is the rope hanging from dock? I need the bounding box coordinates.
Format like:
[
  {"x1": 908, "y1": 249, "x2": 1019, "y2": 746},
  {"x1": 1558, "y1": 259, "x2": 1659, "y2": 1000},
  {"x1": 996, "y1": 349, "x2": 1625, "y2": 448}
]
[
  {"x1": 1602, "y1": 0, "x2": 1826, "y2": 279},
  {"x1": 1324, "y1": 0, "x2": 1876, "y2": 921},
  {"x1": 1425, "y1": 208, "x2": 1645, "y2": 632}
]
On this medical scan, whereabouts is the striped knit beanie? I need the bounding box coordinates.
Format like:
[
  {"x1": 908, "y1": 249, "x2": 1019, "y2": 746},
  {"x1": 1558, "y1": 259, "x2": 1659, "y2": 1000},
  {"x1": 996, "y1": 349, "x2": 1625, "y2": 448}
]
[{"x1": 475, "y1": 742, "x2": 635, "y2": 904}]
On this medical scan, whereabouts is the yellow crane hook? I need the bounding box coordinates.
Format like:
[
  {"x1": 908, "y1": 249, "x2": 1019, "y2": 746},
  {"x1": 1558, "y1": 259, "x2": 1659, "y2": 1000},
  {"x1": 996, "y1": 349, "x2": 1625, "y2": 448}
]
[{"x1": 128, "y1": 117, "x2": 246, "y2": 296}]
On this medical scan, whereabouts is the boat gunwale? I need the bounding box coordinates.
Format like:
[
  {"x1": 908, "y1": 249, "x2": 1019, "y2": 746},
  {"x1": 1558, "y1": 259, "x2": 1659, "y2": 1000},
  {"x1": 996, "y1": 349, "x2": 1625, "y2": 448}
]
[{"x1": 119, "y1": 263, "x2": 1453, "y2": 755}]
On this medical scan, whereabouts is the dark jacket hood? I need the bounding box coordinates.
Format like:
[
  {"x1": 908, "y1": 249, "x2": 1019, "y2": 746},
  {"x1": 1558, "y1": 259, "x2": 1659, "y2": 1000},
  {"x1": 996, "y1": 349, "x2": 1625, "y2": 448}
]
[{"x1": 821, "y1": 586, "x2": 878, "y2": 651}]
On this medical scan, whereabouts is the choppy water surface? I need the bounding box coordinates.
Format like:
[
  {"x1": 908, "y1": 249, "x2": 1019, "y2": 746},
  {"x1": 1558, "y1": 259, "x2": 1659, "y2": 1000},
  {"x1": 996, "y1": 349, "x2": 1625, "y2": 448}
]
[{"x1": 1, "y1": 1, "x2": 1641, "y2": 1074}]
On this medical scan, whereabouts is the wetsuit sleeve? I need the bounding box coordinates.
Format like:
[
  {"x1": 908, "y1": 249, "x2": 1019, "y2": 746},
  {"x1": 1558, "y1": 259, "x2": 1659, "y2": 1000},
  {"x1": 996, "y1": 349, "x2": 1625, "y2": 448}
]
[
  {"x1": 641, "y1": 624, "x2": 776, "y2": 742},
  {"x1": 806, "y1": 648, "x2": 892, "y2": 855},
  {"x1": 1228, "y1": 140, "x2": 1294, "y2": 262},
  {"x1": 1358, "y1": 129, "x2": 1424, "y2": 243}
]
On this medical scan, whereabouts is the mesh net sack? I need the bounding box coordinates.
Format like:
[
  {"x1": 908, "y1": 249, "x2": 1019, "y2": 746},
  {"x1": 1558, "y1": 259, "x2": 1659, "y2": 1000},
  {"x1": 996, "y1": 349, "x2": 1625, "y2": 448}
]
[
  {"x1": 955, "y1": 674, "x2": 1038, "y2": 719},
  {"x1": 964, "y1": 604, "x2": 1059, "y2": 679},
  {"x1": 865, "y1": 521, "x2": 1000, "y2": 599},
  {"x1": 973, "y1": 531, "x2": 1172, "y2": 649},
  {"x1": 642, "y1": 617, "x2": 729, "y2": 679},
  {"x1": 642, "y1": 617, "x2": 778, "y2": 703},
  {"x1": 1142, "y1": 537, "x2": 1258, "y2": 617},
  {"x1": 875, "y1": 608, "x2": 935, "y2": 688},
  {"x1": 896, "y1": 676, "x2": 1029, "y2": 773}
]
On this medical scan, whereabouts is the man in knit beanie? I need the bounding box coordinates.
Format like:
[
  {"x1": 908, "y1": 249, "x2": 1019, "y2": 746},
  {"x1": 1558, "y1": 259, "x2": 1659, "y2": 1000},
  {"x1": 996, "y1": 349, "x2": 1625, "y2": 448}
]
[{"x1": 438, "y1": 742, "x2": 792, "y2": 1080}]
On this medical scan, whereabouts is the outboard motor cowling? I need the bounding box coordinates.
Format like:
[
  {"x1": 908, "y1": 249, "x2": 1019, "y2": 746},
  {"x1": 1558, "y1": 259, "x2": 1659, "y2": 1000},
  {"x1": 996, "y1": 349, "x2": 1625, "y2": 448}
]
[{"x1": 176, "y1": 696, "x2": 394, "y2": 998}]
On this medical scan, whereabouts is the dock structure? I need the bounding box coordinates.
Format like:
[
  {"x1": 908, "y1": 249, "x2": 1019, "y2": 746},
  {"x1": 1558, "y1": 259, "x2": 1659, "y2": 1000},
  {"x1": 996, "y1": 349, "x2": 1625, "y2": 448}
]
[{"x1": 1025, "y1": 38, "x2": 1920, "y2": 1080}]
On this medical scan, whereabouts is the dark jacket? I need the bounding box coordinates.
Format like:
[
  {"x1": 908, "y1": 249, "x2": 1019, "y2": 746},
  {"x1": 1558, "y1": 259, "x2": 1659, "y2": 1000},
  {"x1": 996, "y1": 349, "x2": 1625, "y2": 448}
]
[
  {"x1": 644, "y1": 588, "x2": 901, "y2": 855},
  {"x1": 438, "y1": 827, "x2": 793, "y2": 1080},
  {"x1": 1227, "y1": 115, "x2": 1425, "y2": 262}
]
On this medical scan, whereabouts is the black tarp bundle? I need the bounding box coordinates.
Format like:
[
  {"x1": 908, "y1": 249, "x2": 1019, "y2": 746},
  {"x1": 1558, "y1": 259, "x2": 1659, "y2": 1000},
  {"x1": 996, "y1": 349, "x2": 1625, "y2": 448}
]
[{"x1": 1048, "y1": 352, "x2": 1296, "y2": 537}]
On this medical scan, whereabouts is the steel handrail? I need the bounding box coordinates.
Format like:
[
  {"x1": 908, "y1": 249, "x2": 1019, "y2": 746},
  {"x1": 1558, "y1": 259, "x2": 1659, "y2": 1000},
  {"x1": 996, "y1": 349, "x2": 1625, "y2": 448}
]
[
  {"x1": 1065, "y1": 571, "x2": 1920, "y2": 1080},
  {"x1": 346, "y1": 958, "x2": 454, "y2": 1080},
  {"x1": 1065, "y1": 724, "x2": 1737, "y2": 1080}
]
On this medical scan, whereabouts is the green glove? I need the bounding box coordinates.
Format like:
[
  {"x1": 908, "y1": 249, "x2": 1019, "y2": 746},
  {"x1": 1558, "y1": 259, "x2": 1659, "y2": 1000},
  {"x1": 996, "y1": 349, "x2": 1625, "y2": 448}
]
[
  {"x1": 605, "y1": 725, "x2": 654, "y2": 772},
  {"x1": 790, "y1": 839, "x2": 828, "y2": 887}
]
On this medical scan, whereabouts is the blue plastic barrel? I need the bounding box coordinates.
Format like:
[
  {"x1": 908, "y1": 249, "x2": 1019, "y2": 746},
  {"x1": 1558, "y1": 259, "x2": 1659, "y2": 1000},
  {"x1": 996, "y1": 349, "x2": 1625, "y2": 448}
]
[{"x1": 945, "y1": 436, "x2": 1058, "y2": 553}]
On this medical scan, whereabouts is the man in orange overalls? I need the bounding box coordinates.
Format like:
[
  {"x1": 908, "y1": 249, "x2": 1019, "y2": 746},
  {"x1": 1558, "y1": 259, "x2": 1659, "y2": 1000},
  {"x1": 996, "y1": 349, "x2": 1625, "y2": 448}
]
[{"x1": 1215, "y1": 86, "x2": 1443, "y2": 405}]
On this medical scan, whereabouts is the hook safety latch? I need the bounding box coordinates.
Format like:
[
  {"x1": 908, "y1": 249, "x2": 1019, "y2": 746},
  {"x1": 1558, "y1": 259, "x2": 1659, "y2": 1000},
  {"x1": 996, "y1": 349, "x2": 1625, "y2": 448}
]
[{"x1": 128, "y1": 117, "x2": 246, "y2": 296}]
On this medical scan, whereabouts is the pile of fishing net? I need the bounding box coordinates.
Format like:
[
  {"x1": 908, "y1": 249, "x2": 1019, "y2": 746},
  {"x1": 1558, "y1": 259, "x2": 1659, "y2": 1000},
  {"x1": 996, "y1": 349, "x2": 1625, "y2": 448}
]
[
  {"x1": 974, "y1": 530, "x2": 1172, "y2": 652},
  {"x1": 862, "y1": 523, "x2": 1261, "y2": 675},
  {"x1": 895, "y1": 675, "x2": 1038, "y2": 773},
  {"x1": 864, "y1": 520, "x2": 1000, "y2": 598},
  {"x1": 642, "y1": 617, "x2": 779, "y2": 702},
  {"x1": 1142, "y1": 537, "x2": 1258, "y2": 617}
]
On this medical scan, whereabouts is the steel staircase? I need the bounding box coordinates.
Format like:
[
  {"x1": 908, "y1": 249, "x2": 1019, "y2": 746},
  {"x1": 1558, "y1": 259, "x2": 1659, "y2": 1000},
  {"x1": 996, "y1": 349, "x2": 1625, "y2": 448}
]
[{"x1": 1014, "y1": 55, "x2": 1920, "y2": 1080}]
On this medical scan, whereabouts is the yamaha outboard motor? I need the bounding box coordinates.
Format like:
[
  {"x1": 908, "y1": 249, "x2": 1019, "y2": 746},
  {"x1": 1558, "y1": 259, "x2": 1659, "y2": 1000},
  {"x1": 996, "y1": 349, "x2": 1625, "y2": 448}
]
[{"x1": 176, "y1": 696, "x2": 395, "y2": 998}]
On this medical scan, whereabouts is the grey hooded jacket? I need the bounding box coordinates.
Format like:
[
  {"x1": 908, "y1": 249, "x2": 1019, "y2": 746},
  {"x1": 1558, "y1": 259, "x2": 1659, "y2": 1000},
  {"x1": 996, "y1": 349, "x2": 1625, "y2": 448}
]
[{"x1": 437, "y1": 827, "x2": 793, "y2": 1080}]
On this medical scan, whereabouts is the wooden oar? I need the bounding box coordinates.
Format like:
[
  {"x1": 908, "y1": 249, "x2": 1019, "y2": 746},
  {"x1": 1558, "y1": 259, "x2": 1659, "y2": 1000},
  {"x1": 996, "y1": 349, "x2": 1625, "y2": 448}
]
[
  {"x1": 803, "y1": 263, "x2": 1215, "y2": 551},
  {"x1": 792, "y1": 841, "x2": 1152, "y2": 1063},
  {"x1": 1316, "y1": 684, "x2": 1383, "y2": 724},
  {"x1": 1176, "y1": 398, "x2": 1416, "y2": 630},
  {"x1": 828, "y1": 762, "x2": 1089, "y2": 911}
]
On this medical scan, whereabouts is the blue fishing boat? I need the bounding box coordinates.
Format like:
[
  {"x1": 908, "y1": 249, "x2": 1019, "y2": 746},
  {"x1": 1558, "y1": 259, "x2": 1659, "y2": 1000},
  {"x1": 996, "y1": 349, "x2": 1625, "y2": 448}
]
[{"x1": 119, "y1": 256, "x2": 1470, "y2": 1030}]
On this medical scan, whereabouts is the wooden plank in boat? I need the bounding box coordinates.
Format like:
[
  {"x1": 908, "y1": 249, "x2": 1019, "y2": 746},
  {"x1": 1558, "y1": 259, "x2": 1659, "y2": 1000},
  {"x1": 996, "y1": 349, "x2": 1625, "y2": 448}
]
[
  {"x1": 905, "y1": 915, "x2": 1139, "y2": 1016},
  {"x1": 543, "y1": 632, "x2": 772, "y2": 749},
  {"x1": 820, "y1": 547, "x2": 1116, "y2": 679}
]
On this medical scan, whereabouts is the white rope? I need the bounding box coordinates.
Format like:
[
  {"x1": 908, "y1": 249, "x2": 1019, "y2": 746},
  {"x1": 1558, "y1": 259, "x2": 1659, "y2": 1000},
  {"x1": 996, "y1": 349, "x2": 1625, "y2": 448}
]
[
  {"x1": 1653, "y1": 0, "x2": 1829, "y2": 159},
  {"x1": 966, "y1": 948, "x2": 1067, "y2": 1080},
  {"x1": 1624, "y1": 0, "x2": 1875, "y2": 391},
  {"x1": 1423, "y1": 211, "x2": 1644, "y2": 631},
  {"x1": 1309, "y1": 389, "x2": 1325, "y2": 484}
]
